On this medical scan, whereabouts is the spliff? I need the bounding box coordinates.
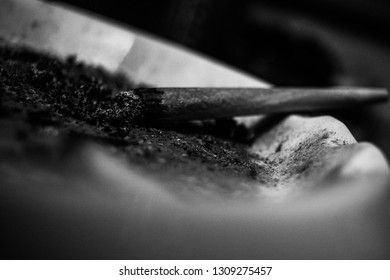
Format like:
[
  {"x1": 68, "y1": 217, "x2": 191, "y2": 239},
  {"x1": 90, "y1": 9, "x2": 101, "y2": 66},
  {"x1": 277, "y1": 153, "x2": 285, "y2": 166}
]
[{"x1": 134, "y1": 87, "x2": 388, "y2": 121}]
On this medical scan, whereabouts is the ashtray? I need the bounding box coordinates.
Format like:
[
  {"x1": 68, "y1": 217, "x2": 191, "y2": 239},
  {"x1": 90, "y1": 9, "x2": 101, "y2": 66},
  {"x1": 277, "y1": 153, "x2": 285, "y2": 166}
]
[{"x1": 0, "y1": 0, "x2": 389, "y2": 259}]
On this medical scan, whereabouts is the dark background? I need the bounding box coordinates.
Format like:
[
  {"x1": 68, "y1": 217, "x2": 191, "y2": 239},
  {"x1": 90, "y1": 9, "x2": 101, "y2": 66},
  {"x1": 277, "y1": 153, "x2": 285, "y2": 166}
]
[{"x1": 48, "y1": 0, "x2": 390, "y2": 157}]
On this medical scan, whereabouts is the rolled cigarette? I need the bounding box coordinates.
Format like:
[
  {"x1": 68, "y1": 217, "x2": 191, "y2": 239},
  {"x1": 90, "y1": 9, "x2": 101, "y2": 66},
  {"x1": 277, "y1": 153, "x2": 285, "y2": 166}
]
[{"x1": 134, "y1": 87, "x2": 388, "y2": 121}]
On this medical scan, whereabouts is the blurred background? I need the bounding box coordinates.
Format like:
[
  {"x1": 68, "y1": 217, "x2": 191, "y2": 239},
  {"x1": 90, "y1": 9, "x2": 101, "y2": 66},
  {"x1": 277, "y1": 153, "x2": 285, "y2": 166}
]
[{"x1": 49, "y1": 0, "x2": 390, "y2": 158}]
